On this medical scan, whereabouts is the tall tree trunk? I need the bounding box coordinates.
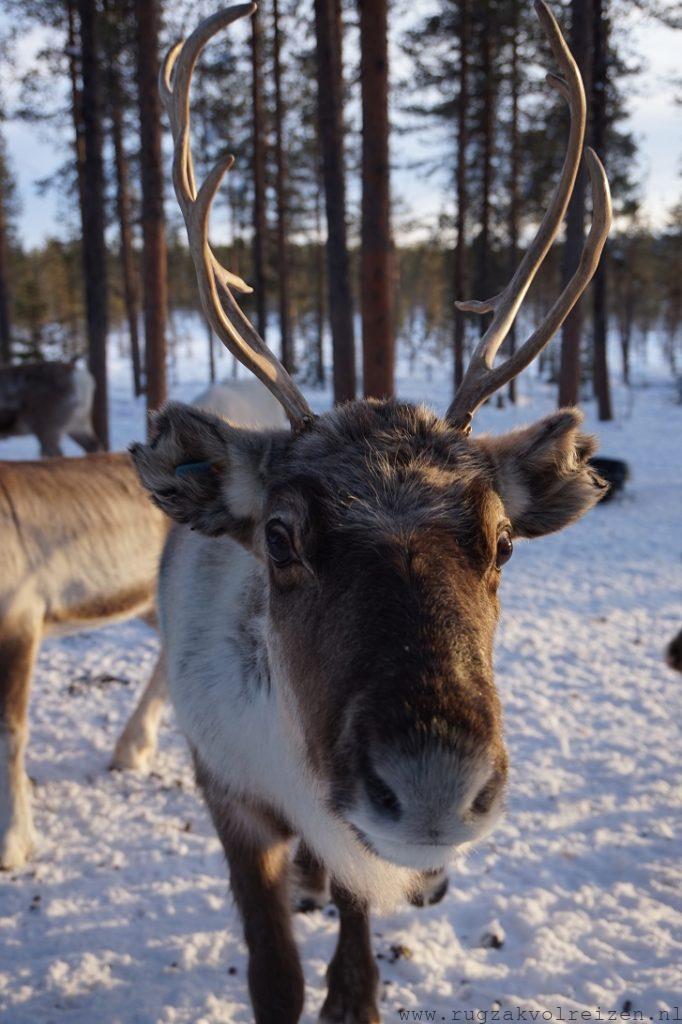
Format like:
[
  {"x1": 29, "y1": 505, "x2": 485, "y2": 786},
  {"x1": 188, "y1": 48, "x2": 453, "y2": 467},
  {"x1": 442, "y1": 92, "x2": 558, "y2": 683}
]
[
  {"x1": 110, "y1": 91, "x2": 143, "y2": 397},
  {"x1": 103, "y1": 0, "x2": 143, "y2": 397},
  {"x1": 67, "y1": 0, "x2": 87, "y2": 363},
  {"x1": 313, "y1": 0, "x2": 356, "y2": 403},
  {"x1": 358, "y1": 0, "x2": 393, "y2": 399},
  {"x1": 273, "y1": 0, "x2": 293, "y2": 371},
  {"x1": 250, "y1": 7, "x2": 268, "y2": 341},
  {"x1": 314, "y1": 171, "x2": 326, "y2": 385},
  {"x1": 507, "y1": 0, "x2": 520, "y2": 403},
  {"x1": 558, "y1": 0, "x2": 591, "y2": 408},
  {"x1": 453, "y1": 0, "x2": 469, "y2": 391},
  {"x1": 67, "y1": 0, "x2": 87, "y2": 224},
  {"x1": 135, "y1": 0, "x2": 167, "y2": 418},
  {"x1": 77, "y1": 0, "x2": 109, "y2": 449},
  {"x1": 591, "y1": 0, "x2": 612, "y2": 420},
  {"x1": 0, "y1": 187, "x2": 11, "y2": 364},
  {"x1": 477, "y1": 0, "x2": 495, "y2": 340}
]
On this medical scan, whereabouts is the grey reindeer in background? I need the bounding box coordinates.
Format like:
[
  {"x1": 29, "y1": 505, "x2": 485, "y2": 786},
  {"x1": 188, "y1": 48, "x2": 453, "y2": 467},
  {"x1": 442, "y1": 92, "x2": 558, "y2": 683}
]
[
  {"x1": 0, "y1": 375, "x2": 285, "y2": 871},
  {"x1": 0, "y1": 360, "x2": 99, "y2": 457},
  {"x1": 129, "y1": 3, "x2": 612, "y2": 1022}
]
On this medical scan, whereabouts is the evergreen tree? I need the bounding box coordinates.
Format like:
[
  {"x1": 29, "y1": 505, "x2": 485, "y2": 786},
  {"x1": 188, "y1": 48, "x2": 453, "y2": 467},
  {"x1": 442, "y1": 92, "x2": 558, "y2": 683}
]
[
  {"x1": 358, "y1": 0, "x2": 394, "y2": 399},
  {"x1": 0, "y1": 125, "x2": 18, "y2": 363},
  {"x1": 134, "y1": 0, "x2": 168, "y2": 417}
]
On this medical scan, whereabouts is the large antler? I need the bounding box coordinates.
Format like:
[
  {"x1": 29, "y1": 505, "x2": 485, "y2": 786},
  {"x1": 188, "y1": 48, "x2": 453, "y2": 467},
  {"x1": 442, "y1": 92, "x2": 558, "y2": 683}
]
[
  {"x1": 446, "y1": 0, "x2": 612, "y2": 432},
  {"x1": 159, "y1": 4, "x2": 314, "y2": 431}
]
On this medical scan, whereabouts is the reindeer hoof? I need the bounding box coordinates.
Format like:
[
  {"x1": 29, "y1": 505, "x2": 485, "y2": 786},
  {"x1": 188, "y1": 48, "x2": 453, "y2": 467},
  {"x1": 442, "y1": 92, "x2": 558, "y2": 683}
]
[
  {"x1": 0, "y1": 807, "x2": 37, "y2": 871},
  {"x1": 320, "y1": 951, "x2": 380, "y2": 1024},
  {"x1": 291, "y1": 846, "x2": 329, "y2": 913},
  {"x1": 110, "y1": 734, "x2": 155, "y2": 773},
  {"x1": 408, "y1": 868, "x2": 449, "y2": 908},
  {"x1": 319, "y1": 994, "x2": 381, "y2": 1024},
  {"x1": 291, "y1": 873, "x2": 329, "y2": 913}
]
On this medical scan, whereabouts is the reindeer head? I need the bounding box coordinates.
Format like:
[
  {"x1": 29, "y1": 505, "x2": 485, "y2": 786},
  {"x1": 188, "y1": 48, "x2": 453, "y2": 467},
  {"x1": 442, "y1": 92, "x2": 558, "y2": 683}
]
[
  {"x1": 133, "y1": 397, "x2": 604, "y2": 869},
  {"x1": 131, "y1": 1, "x2": 611, "y2": 872}
]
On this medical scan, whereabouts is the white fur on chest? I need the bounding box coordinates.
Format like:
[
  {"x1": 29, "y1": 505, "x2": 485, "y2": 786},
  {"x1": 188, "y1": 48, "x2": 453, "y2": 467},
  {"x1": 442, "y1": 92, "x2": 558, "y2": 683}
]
[{"x1": 160, "y1": 530, "x2": 420, "y2": 908}]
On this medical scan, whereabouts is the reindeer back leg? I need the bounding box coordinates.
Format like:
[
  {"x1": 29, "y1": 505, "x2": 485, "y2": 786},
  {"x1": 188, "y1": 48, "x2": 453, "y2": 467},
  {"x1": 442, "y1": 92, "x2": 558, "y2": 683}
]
[
  {"x1": 67, "y1": 429, "x2": 100, "y2": 454},
  {"x1": 111, "y1": 652, "x2": 167, "y2": 772},
  {"x1": 0, "y1": 618, "x2": 41, "y2": 869},
  {"x1": 35, "y1": 426, "x2": 63, "y2": 459},
  {"x1": 292, "y1": 840, "x2": 329, "y2": 912}
]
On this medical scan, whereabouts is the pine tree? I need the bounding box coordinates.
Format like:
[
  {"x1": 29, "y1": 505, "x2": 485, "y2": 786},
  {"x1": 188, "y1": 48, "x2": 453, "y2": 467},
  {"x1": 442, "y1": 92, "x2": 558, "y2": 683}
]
[
  {"x1": 250, "y1": 5, "x2": 268, "y2": 341},
  {"x1": 103, "y1": 0, "x2": 143, "y2": 397},
  {"x1": 313, "y1": 0, "x2": 356, "y2": 402},
  {"x1": 454, "y1": 0, "x2": 470, "y2": 390},
  {"x1": 0, "y1": 126, "x2": 16, "y2": 364},
  {"x1": 134, "y1": 0, "x2": 167, "y2": 417},
  {"x1": 77, "y1": 0, "x2": 110, "y2": 448},
  {"x1": 358, "y1": 0, "x2": 394, "y2": 399},
  {"x1": 273, "y1": 0, "x2": 293, "y2": 370}
]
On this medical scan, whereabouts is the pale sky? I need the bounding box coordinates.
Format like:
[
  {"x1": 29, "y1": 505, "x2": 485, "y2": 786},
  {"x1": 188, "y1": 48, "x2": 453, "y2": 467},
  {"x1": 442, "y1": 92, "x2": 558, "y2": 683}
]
[{"x1": 1, "y1": 7, "x2": 679, "y2": 250}]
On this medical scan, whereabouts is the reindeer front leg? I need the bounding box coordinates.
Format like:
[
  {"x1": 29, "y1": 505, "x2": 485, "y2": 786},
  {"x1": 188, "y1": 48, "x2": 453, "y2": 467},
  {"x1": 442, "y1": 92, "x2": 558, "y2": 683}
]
[
  {"x1": 320, "y1": 881, "x2": 380, "y2": 1024},
  {"x1": 0, "y1": 621, "x2": 40, "y2": 869},
  {"x1": 199, "y1": 773, "x2": 305, "y2": 1024}
]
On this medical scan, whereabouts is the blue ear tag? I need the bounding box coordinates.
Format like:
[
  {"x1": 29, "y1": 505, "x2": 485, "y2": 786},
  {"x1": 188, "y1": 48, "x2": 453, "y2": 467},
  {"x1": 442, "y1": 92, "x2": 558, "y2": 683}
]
[{"x1": 174, "y1": 461, "x2": 214, "y2": 478}]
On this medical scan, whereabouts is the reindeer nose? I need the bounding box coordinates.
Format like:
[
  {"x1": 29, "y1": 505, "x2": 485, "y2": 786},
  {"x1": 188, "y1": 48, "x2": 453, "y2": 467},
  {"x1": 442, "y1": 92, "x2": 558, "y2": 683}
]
[
  {"x1": 357, "y1": 739, "x2": 507, "y2": 857},
  {"x1": 469, "y1": 769, "x2": 505, "y2": 817}
]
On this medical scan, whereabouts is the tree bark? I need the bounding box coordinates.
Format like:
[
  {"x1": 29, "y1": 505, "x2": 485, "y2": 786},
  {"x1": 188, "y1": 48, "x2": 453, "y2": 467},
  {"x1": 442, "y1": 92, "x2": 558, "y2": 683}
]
[
  {"x1": 313, "y1": 0, "x2": 356, "y2": 403},
  {"x1": 273, "y1": 0, "x2": 293, "y2": 371},
  {"x1": 591, "y1": 0, "x2": 612, "y2": 420},
  {"x1": 135, "y1": 0, "x2": 167, "y2": 418},
  {"x1": 477, "y1": 0, "x2": 495, "y2": 340},
  {"x1": 77, "y1": 0, "x2": 109, "y2": 448},
  {"x1": 314, "y1": 171, "x2": 326, "y2": 385},
  {"x1": 507, "y1": 0, "x2": 520, "y2": 403},
  {"x1": 67, "y1": 0, "x2": 87, "y2": 227},
  {"x1": 358, "y1": 0, "x2": 393, "y2": 399},
  {"x1": 250, "y1": 7, "x2": 268, "y2": 341},
  {"x1": 110, "y1": 85, "x2": 143, "y2": 397},
  {"x1": 558, "y1": 0, "x2": 591, "y2": 408},
  {"x1": 453, "y1": 0, "x2": 469, "y2": 391}
]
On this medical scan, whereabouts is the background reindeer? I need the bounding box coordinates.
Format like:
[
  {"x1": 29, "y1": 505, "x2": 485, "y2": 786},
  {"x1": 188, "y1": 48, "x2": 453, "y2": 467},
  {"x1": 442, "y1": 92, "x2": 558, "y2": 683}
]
[
  {"x1": 0, "y1": 375, "x2": 286, "y2": 870},
  {"x1": 128, "y1": 4, "x2": 611, "y2": 1022},
  {"x1": 666, "y1": 629, "x2": 682, "y2": 672},
  {"x1": 0, "y1": 360, "x2": 100, "y2": 457}
]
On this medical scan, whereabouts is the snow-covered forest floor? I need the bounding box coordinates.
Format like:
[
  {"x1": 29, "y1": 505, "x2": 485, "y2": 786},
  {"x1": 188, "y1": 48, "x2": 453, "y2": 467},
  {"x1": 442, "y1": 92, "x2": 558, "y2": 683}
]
[{"x1": 1, "y1": 330, "x2": 680, "y2": 1023}]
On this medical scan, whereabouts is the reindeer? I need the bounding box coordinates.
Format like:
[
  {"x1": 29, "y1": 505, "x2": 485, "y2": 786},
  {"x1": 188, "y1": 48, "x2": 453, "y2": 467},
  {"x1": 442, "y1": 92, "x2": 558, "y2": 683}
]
[
  {"x1": 666, "y1": 629, "x2": 682, "y2": 672},
  {"x1": 0, "y1": 452, "x2": 167, "y2": 868},
  {"x1": 129, "y1": 4, "x2": 611, "y2": 1021},
  {"x1": 0, "y1": 375, "x2": 285, "y2": 870},
  {"x1": 0, "y1": 360, "x2": 100, "y2": 457}
]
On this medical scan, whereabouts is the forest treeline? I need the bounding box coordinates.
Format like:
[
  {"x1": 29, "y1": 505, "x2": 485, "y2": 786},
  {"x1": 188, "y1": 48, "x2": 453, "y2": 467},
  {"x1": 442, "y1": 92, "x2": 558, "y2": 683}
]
[{"x1": 0, "y1": 0, "x2": 680, "y2": 448}]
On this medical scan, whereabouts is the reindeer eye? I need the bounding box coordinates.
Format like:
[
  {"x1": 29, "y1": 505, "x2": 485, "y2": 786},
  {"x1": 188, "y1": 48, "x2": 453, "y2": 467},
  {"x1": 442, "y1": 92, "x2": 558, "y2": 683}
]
[
  {"x1": 496, "y1": 530, "x2": 513, "y2": 569},
  {"x1": 266, "y1": 521, "x2": 295, "y2": 567}
]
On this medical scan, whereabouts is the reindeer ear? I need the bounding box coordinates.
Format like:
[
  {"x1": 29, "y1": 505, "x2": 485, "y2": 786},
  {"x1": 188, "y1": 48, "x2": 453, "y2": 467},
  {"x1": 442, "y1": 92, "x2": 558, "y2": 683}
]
[
  {"x1": 477, "y1": 409, "x2": 609, "y2": 538},
  {"x1": 130, "y1": 402, "x2": 281, "y2": 543}
]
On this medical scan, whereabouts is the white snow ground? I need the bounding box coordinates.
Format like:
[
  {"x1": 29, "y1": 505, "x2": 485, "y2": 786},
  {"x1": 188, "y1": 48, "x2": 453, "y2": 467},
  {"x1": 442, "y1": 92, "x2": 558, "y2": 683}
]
[{"x1": 1, "y1": 329, "x2": 680, "y2": 1023}]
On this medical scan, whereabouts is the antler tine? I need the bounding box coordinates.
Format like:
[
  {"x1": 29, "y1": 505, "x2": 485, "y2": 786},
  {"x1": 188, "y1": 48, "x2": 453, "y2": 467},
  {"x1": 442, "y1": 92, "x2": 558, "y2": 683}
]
[
  {"x1": 457, "y1": 150, "x2": 611, "y2": 427},
  {"x1": 160, "y1": 4, "x2": 314, "y2": 431},
  {"x1": 446, "y1": 0, "x2": 598, "y2": 430}
]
